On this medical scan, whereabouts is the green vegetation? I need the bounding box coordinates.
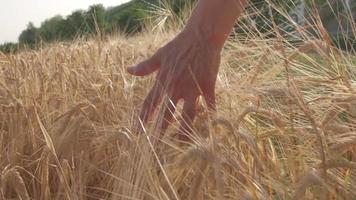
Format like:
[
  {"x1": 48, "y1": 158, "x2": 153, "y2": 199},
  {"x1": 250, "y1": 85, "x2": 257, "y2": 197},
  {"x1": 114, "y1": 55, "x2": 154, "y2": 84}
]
[
  {"x1": 0, "y1": 0, "x2": 197, "y2": 53},
  {"x1": 0, "y1": 1, "x2": 147, "y2": 53},
  {"x1": 0, "y1": 0, "x2": 354, "y2": 53},
  {"x1": 0, "y1": 42, "x2": 18, "y2": 53}
]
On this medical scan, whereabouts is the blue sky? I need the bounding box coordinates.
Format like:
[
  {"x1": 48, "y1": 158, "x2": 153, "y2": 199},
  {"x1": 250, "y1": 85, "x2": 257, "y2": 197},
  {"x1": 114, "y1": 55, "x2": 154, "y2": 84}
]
[{"x1": 0, "y1": 0, "x2": 130, "y2": 43}]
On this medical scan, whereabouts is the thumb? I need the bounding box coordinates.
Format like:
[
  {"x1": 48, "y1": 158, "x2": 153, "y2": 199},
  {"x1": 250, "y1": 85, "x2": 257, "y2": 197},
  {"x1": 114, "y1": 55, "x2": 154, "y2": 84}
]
[{"x1": 127, "y1": 53, "x2": 160, "y2": 76}]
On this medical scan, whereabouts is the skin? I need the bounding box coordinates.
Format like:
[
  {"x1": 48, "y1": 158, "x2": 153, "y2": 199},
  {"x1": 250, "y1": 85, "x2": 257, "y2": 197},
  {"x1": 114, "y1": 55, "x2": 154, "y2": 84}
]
[{"x1": 128, "y1": 0, "x2": 249, "y2": 141}]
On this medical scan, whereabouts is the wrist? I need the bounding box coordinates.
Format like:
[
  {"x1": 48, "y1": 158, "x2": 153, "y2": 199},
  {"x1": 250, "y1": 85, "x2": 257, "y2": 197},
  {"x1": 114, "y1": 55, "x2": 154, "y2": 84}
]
[
  {"x1": 181, "y1": 0, "x2": 249, "y2": 50},
  {"x1": 183, "y1": 25, "x2": 226, "y2": 51}
]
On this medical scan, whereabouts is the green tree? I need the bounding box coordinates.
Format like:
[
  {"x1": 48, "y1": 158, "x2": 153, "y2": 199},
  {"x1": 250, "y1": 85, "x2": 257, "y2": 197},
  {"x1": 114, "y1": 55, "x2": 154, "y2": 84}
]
[
  {"x1": 86, "y1": 4, "x2": 107, "y2": 34},
  {"x1": 106, "y1": 1, "x2": 147, "y2": 33},
  {"x1": 0, "y1": 42, "x2": 18, "y2": 53},
  {"x1": 64, "y1": 10, "x2": 89, "y2": 39},
  {"x1": 19, "y1": 22, "x2": 39, "y2": 45},
  {"x1": 38, "y1": 15, "x2": 66, "y2": 42}
]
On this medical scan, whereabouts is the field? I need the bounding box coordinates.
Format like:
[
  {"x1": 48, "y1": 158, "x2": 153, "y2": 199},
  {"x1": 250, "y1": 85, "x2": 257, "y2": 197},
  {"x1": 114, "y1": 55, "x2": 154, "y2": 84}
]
[{"x1": 1, "y1": 2, "x2": 356, "y2": 200}]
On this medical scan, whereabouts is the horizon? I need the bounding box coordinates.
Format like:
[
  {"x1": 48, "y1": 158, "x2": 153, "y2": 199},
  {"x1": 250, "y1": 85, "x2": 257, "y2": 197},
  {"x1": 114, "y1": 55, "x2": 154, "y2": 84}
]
[{"x1": 0, "y1": 0, "x2": 130, "y2": 44}]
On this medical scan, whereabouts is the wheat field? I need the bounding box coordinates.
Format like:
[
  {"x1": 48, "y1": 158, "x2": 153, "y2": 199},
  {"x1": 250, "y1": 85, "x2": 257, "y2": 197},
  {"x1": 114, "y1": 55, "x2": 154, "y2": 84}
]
[{"x1": 1, "y1": 1, "x2": 356, "y2": 200}]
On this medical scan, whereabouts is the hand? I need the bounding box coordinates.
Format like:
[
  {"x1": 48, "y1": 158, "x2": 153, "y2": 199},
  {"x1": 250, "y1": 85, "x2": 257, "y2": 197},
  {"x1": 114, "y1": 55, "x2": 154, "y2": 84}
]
[{"x1": 127, "y1": 30, "x2": 221, "y2": 140}]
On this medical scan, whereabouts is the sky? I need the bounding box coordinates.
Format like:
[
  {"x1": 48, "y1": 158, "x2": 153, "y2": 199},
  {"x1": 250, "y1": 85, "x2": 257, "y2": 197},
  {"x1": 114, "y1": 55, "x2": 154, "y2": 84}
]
[{"x1": 0, "y1": 0, "x2": 130, "y2": 43}]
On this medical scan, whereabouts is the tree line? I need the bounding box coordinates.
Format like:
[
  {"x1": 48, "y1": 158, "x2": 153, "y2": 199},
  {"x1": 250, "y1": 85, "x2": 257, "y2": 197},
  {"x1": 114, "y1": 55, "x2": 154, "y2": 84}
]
[
  {"x1": 0, "y1": 0, "x2": 157, "y2": 53},
  {"x1": 0, "y1": 0, "x2": 200, "y2": 53},
  {"x1": 1, "y1": 0, "x2": 354, "y2": 53}
]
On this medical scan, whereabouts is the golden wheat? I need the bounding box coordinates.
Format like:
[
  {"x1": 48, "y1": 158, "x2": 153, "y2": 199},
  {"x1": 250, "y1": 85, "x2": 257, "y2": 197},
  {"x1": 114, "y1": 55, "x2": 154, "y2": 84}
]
[{"x1": 0, "y1": 1, "x2": 356, "y2": 199}]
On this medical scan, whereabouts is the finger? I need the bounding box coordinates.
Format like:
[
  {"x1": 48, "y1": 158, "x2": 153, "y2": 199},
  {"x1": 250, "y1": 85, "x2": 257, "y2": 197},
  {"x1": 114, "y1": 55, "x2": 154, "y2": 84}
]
[
  {"x1": 127, "y1": 52, "x2": 160, "y2": 76},
  {"x1": 178, "y1": 96, "x2": 198, "y2": 141},
  {"x1": 139, "y1": 85, "x2": 162, "y2": 124},
  {"x1": 159, "y1": 96, "x2": 179, "y2": 137},
  {"x1": 203, "y1": 87, "x2": 216, "y2": 112}
]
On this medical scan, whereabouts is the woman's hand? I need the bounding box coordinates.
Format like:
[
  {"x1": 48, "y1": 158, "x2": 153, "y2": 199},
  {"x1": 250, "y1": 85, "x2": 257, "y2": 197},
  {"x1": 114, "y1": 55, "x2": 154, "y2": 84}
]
[
  {"x1": 127, "y1": 30, "x2": 221, "y2": 140},
  {"x1": 127, "y1": 0, "x2": 248, "y2": 140}
]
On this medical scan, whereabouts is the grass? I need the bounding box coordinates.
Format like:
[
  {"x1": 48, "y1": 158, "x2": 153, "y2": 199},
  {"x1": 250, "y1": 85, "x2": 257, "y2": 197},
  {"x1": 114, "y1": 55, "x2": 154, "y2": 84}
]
[{"x1": 0, "y1": 0, "x2": 356, "y2": 199}]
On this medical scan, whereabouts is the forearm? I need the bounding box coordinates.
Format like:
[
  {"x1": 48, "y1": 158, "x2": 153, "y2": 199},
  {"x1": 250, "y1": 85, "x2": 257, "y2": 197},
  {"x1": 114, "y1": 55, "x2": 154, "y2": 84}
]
[{"x1": 184, "y1": 0, "x2": 249, "y2": 49}]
